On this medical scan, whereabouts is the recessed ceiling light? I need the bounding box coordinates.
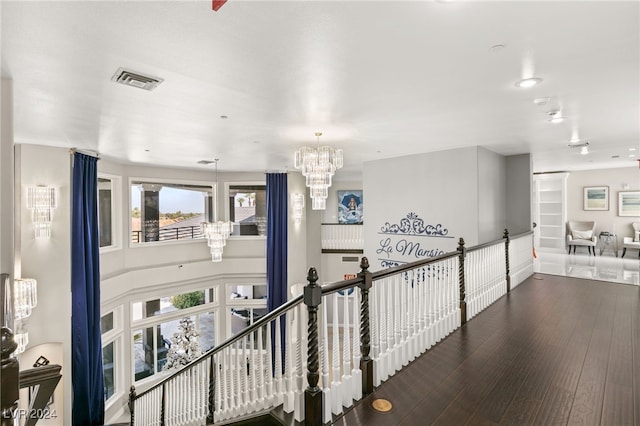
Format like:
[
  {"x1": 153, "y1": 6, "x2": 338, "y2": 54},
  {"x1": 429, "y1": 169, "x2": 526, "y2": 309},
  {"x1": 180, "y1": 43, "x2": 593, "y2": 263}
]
[
  {"x1": 581, "y1": 147, "x2": 589, "y2": 155},
  {"x1": 515, "y1": 77, "x2": 542, "y2": 88},
  {"x1": 629, "y1": 154, "x2": 636, "y2": 158},
  {"x1": 533, "y1": 97, "x2": 551, "y2": 106},
  {"x1": 630, "y1": 148, "x2": 637, "y2": 151},
  {"x1": 489, "y1": 44, "x2": 506, "y2": 52}
]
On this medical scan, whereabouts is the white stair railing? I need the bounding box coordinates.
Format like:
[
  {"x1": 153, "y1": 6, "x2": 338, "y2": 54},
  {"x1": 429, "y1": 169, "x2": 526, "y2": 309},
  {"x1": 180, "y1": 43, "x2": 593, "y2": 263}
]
[
  {"x1": 509, "y1": 232, "x2": 535, "y2": 289},
  {"x1": 130, "y1": 230, "x2": 534, "y2": 426}
]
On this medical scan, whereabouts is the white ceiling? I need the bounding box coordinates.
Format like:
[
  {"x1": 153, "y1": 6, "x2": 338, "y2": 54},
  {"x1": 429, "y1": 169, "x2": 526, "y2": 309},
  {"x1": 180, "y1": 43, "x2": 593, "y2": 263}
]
[{"x1": 2, "y1": 1, "x2": 638, "y2": 180}]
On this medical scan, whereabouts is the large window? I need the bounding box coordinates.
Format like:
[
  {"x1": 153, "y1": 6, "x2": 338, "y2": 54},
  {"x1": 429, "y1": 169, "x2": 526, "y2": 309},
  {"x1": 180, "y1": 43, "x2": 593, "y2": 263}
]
[
  {"x1": 225, "y1": 183, "x2": 266, "y2": 236},
  {"x1": 131, "y1": 288, "x2": 218, "y2": 382},
  {"x1": 130, "y1": 179, "x2": 212, "y2": 244}
]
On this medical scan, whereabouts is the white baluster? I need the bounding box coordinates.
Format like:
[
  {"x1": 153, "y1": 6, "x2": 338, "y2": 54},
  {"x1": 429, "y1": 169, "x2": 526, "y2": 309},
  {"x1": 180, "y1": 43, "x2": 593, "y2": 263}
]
[
  {"x1": 341, "y1": 290, "x2": 353, "y2": 408},
  {"x1": 321, "y1": 297, "x2": 332, "y2": 424},
  {"x1": 257, "y1": 326, "x2": 266, "y2": 410},
  {"x1": 241, "y1": 336, "x2": 249, "y2": 413},
  {"x1": 265, "y1": 322, "x2": 274, "y2": 407},
  {"x1": 283, "y1": 311, "x2": 294, "y2": 413},
  {"x1": 331, "y1": 293, "x2": 342, "y2": 415},
  {"x1": 274, "y1": 317, "x2": 283, "y2": 406}
]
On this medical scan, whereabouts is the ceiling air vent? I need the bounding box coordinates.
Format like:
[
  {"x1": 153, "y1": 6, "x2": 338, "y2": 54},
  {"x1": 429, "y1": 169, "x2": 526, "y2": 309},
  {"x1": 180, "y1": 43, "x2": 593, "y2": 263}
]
[
  {"x1": 111, "y1": 67, "x2": 163, "y2": 91},
  {"x1": 568, "y1": 141, "x2": 589, "y2": 148}
]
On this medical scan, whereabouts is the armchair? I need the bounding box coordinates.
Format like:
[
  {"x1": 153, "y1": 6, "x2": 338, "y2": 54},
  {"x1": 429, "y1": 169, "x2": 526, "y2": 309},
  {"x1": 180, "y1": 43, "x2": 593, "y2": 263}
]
[
  {"x1": 567, "y1": 221, "x2": 597, "y2": 255},
  {"x1": 621, "y1": 222, "x2": 640, "y2": 258}
]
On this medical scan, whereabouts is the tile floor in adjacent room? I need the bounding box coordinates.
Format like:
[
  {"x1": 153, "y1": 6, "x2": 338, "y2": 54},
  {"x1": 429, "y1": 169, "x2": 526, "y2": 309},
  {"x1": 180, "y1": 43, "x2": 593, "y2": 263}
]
[{"x1": 534, "y1": 249, "x2": 640, "y2": 286}]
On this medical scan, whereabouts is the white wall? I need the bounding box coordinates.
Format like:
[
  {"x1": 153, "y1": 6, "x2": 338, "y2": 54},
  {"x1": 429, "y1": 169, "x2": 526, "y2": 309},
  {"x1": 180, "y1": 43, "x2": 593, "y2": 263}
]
[
  {"x1": 18, "y1": 144, "x2": 72, "y2": 425},
  {"x1": 1, "y1": 78, "x2": 14, "y2": 276},
  {"x1": 566, "y1": 166, "x2": 640, "y2": 238},
  {"x1": 364, "y1": 147, "x2": 479, "y2": 270}
]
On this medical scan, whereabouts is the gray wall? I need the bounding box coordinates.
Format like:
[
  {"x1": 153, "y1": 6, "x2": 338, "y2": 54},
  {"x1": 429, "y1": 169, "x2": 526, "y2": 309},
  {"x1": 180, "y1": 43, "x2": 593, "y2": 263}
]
[
  {"x1": 363, "y1": 147, "x2": 479, "y2": 270},
  {"x1": 478, "y1": 147, "x2": 507, "y2": 243},
  {"x1": 506, "y1": 154, "x2": 533, "y2": 235}
]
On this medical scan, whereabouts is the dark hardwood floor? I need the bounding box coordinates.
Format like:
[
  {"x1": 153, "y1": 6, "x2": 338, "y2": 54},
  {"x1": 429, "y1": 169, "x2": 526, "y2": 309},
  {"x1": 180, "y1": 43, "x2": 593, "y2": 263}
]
[{"x1": 333, "y1": 274, "x2": 640, "y2": 426}]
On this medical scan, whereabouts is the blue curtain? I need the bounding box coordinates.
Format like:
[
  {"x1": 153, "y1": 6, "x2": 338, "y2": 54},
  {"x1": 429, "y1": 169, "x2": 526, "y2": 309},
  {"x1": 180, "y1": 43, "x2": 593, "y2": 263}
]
[
  {"x1": 266, "y1": 173, "x2": 288, "y2": 370},
  {"x1": 266, "y1": 173, "x2": 288, "y2": 312},
  {"x1": 71, "y1": 153, "x2": 104, "y2": 425}
]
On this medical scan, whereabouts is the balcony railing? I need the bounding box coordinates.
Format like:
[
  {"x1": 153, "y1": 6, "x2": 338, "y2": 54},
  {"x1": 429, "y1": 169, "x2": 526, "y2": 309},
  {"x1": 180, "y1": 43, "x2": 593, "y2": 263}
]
[
  {"x1": 131, "y1": 225, "x2": 204, "y2": 243},
  {"x1": 129, "y1": 229, "x2": 534, "y2": 425}
]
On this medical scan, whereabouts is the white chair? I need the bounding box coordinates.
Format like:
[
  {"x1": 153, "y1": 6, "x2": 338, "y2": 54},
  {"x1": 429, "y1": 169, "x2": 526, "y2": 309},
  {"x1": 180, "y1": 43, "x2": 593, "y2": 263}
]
[
  {"x1": 567, "y1": 221, "x2": 597, "y2": 255},
  {"x1": 621, "y1": 222, "x2": 640, "y2": 258}
]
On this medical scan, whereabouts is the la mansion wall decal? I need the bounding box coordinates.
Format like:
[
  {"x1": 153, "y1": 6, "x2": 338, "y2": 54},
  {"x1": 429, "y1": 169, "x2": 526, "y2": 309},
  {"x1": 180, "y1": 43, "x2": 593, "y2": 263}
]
[{"x1": 376, "y1": 212, "x2": 454, "y2": 268}]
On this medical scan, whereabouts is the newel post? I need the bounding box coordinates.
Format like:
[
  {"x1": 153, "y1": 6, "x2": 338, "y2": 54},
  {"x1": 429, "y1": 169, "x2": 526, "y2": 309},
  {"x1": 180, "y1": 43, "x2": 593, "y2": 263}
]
[
  {"x1": 504, "y1": 229, "x2": 511, "y2": 293},
  {"x1": 303, "y1": 267, "x2": 322, "y2": 426},
  {"x1": 457, "y1": 238, "x2": 467, "y2": 326},
  {"x1": 358, "y1": 257, "x2": 374, "y2": 395},
  {"x1": 128, "y1": 385, "x2": 136, "y2": 425}
]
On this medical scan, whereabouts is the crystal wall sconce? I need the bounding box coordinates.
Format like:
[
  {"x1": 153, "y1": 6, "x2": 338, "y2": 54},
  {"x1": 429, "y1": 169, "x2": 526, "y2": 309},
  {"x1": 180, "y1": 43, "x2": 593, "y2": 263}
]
[
  {"x1": 27, "y1": 185, "x2": 57, "y2": 238},
  {"x1": 291, "y1": 193, "x2": 305, "y2": 224}
]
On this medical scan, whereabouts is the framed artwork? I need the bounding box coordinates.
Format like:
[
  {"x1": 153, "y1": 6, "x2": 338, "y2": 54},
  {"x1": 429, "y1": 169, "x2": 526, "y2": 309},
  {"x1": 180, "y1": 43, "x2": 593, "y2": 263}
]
[
  {"x1": 618, "y1": 191, "x2": 640, "y2": 217},
  {"x1": 583, "y1": 186, "x2": 609, "y2": 211},
  {"x1": 338, "y1": 190, "x2": 363, "y2": 224}
]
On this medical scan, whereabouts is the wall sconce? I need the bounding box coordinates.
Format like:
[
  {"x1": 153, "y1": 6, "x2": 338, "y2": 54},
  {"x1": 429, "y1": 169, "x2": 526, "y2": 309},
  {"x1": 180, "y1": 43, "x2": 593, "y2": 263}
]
[
  {"x1": 27, "y1": 186, "x2": 57, "y2": 238},
  {"x1": 291, "y1": 193, "x2": 305, "y2": 224},
  {"x1": 13, "y1": 278, "x2": 38, "y2": 355}
]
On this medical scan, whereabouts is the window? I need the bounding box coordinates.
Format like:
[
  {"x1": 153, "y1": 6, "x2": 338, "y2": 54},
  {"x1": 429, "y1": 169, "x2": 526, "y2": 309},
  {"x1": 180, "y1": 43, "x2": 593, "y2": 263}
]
[
  {"x1": 225, "y1": 183, "x2": 266, "y2": 236},
  {"x1": 131, "y1": 288, "x2": 218, "y2": 382},
  {"x1": 101, "y1": 306, "x2": 123, "y2": 405},
  {"x1": 102, "y1": 341, "x2": 115, "y2": 400},
  {"x1": 98, "y1": 174, "x2": 121, "y2": 251},
  {"x1": 132, "y1": 288, "x2": 216, "y2": 321},
  {"x1": 130, "y1": 179, "x2": 212, "y2": 244}
]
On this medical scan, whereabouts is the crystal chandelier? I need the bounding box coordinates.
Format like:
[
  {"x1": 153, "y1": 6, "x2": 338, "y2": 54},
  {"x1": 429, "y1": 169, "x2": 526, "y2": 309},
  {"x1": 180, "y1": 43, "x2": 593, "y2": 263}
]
[
  {"x1": 294, "y1": 132, "x2": 343, "y2": 210},
  {"x1": 202, "y1": 159, "x2": 234, "y2": 262}
]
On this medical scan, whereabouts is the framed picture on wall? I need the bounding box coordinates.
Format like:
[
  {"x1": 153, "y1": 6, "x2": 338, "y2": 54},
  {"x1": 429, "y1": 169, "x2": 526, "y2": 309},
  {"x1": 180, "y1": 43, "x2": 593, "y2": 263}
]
[
  {"x1": 618, "y1": 191, "x2": 640, "y2": 217},
  {"x1": 583, "y1": 186, "x2": 609, "y2": 211},
  {"x1": 337, "y1": 190, "x2": 363, "y2": 224}
]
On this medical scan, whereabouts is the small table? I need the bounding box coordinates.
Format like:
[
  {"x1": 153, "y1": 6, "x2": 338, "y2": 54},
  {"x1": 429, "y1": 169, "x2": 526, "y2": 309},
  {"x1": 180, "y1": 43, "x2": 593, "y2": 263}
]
[{"x1": 598, "y1": 233, "x2": 618, "y2": 257}]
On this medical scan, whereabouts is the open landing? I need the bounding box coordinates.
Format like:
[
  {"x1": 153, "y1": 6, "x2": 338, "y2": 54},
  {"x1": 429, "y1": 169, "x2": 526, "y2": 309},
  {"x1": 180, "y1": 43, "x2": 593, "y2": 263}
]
[{"x1": 333, "y1": 274, "x2": 640, "y2": 426}]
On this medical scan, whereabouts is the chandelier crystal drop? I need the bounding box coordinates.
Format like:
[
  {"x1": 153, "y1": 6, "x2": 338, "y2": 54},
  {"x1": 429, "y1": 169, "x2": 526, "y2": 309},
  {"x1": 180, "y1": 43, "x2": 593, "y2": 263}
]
[
  {"x1": 202, "y1": 159, "x2": 234, "y2": 262},
  {"x1": 294, "y1": 132, "x2": 343, "y2": 210}
]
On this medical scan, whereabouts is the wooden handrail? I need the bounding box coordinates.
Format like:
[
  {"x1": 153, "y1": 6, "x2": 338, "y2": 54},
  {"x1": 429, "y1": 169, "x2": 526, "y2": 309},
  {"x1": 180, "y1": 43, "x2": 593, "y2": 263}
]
[{"x1": 134, "y1": 292, "x2": 304, "y2": 400}]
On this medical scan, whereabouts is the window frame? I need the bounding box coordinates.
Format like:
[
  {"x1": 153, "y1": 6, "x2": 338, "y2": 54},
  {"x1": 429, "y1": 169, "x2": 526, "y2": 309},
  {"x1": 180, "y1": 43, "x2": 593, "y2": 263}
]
[
  {"x1": 98, "y1": 173, "x2": 122, "y2": 253},
  {"x1": 101, "y1": 306, "x2": 123, "y2": 408},
  {"x1": 129, "y1": 286, "x2": 220, "y2": 384},
  {"x1": 127, "y1": 177, "x2": 214, "y2": 248},
  {"x1": 224, "y1": 181, "x2": 267, "y2": 240}
]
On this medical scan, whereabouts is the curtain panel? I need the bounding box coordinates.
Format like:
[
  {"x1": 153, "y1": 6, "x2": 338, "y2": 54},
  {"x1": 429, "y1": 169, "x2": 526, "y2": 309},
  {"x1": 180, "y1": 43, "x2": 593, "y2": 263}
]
[{"x1": 71, "y1": 153, "x2": 104, "y2": 425}]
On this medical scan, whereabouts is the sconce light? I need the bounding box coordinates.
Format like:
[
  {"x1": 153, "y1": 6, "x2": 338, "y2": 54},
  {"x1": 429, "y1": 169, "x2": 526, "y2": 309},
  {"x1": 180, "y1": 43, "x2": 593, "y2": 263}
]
[
  {"x1": 27, "y1": 185, "x2": 57, "y2": 238},
  {"x1": 13, "y1": 278, "x2": 38, "y2": 355},
  {"x1": 291, "y1": 193, "x2": 305, "y2": 224}
]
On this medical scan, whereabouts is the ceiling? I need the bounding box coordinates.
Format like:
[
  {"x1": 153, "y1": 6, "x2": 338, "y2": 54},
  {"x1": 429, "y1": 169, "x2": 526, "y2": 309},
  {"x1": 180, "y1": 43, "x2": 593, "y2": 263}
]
[{"x1": 1, "y1": 1, "x2": 638, "y2": 180}]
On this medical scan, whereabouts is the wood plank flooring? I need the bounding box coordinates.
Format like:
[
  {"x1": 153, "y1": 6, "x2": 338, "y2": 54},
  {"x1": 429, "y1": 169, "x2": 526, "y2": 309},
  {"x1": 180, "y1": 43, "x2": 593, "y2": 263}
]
[{"x1": 332, "y1": 274, "x2": 640, "y2": 426}]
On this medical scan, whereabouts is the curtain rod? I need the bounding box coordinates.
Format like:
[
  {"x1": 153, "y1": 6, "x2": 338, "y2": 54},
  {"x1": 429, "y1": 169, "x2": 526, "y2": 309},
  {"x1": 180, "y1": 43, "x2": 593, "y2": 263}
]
[{"x1": 69, "y1": 148, "x2": 100, "y2": 158}]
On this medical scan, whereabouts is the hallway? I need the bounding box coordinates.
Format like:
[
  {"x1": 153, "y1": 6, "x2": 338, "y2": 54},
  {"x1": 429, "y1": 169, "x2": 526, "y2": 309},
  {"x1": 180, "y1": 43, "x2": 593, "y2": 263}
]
[{"x1": 333, "y1": 274, "x2": 640, "y2": 425}]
